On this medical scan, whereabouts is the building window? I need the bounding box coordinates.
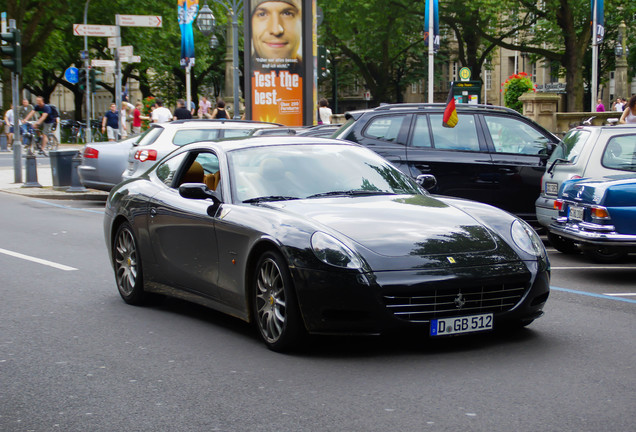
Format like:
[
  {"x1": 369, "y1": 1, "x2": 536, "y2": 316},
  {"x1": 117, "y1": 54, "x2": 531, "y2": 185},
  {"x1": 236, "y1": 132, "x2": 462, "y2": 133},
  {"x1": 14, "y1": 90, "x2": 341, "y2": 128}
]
[
  {"x1": 411, "y1": 83, "x2": 418, "y2": 94},
  {"x1": 532, "y1": 63, "x2": 537, "y2": 82},
  {"x1": 485, "y1": 69, "x2": 492, "y2": 91}
]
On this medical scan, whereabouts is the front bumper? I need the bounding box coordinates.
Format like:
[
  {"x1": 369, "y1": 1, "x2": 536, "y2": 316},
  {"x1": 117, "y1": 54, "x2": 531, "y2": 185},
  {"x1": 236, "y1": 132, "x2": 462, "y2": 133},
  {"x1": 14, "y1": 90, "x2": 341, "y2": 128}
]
[
  {"x1": 550, "y1": 218, "x2": 636, "y2": 246},
  {"x1": 291, "y1": 262, "x2": 550, "y2": 335}
]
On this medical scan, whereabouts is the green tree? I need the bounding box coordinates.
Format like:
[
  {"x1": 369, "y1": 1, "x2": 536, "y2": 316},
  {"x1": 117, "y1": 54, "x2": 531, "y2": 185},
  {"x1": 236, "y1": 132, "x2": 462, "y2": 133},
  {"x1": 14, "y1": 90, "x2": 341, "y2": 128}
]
[{"x1": 320, "y1": 0, "x2": 427, "y2": 103}]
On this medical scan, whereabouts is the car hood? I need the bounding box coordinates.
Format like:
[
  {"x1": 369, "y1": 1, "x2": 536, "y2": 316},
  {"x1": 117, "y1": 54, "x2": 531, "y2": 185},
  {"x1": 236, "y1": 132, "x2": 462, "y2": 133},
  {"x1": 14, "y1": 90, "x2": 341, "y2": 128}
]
[{"x1": 267, "y1": 194, "x2": 501, "y2": 259}]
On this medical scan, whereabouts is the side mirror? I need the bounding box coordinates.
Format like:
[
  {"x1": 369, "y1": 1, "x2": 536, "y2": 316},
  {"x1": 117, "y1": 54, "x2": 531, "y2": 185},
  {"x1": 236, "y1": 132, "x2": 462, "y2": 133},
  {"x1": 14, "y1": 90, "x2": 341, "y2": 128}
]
[
  {"x1": 179, "y1": 183, "x2": 221, "y2": 202},
  {"x1": 416, "y1": 174, "x2": 437, "y2": 191}
]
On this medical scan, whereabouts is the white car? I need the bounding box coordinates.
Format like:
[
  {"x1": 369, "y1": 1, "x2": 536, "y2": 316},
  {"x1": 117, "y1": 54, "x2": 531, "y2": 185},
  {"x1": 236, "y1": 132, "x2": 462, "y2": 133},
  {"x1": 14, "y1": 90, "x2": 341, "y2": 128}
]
[
  {"x1": 123, "y1": 119, "x2": 280, "y2": 180},
  {"x1": 535, "y1": 124, "x2": 636, "y2": 251}
]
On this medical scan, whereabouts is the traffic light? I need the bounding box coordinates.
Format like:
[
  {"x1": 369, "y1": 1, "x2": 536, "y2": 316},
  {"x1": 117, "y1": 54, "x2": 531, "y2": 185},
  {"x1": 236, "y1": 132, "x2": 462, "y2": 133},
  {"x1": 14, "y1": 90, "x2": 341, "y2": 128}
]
[
  {"x1": 89, "y1": 69, "x2": 102, "y2": 92},
  {"x1": 1, "y1": 28, "x2": 21, "y2": 74},
  {"x1": 78, "y1": 68, "x2": 87, "y2": 92},
  {"x1": 318, "y1": 45, "x2": 330, "y2": 79}
]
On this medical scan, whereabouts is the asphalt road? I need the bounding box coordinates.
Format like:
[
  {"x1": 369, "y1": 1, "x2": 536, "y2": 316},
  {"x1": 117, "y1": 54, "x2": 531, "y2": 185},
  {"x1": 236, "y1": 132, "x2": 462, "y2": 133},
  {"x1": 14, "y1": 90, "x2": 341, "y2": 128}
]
[{"x1": 1, "y1": 193, "x2": 634, "y2": 432}]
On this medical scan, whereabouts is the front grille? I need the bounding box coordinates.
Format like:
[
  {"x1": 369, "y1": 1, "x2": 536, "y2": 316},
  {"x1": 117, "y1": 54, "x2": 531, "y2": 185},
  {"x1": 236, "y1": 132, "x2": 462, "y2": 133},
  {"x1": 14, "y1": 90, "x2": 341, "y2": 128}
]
[{"x1": 383, "y1": 283, "x2": 527, "y2": 323}]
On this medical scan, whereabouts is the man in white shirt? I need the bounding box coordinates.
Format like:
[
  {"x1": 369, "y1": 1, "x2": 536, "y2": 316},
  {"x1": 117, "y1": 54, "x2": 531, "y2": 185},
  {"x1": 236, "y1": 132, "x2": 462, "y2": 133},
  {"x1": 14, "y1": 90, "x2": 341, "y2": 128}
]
[
  {"x1": 4, "y1": 105, "x2": 14, "y2": 148},
  {"x1": 151, "y1": 99, "x2": 173, "y2": 124}
]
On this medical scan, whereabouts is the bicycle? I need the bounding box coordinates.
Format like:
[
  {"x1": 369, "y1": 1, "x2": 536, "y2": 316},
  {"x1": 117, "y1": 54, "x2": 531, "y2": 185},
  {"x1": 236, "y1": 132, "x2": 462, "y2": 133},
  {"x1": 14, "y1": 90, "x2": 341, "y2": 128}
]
[
  {"x1": 22, "y1": 122, "x2": 59, "y2": 156},
  {"x1": 70, "y1": 120, "x2": 105, "y2": 143}
]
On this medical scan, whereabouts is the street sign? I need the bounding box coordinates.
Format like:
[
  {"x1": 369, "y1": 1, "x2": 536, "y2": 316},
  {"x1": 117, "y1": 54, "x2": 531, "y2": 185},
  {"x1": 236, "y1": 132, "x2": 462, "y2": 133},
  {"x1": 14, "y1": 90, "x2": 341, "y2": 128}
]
[
  {"x1": 116, "y1": 15, "x2": 162, "y2": 28},
  {"x1": 65, "y1": 67, "x2": 79, "y2": 84},
  {"x1": 121, "y1": 55, "x2": 141, "y2": 63},
  {"x1": 108, "y1": 37, "x2": 117, "y2": 49},
  {"x1": 459, "y1": 67, "x2": 471, "y2": 81},
  {"x1": 91, "y1": 59, "x2": 116, "y2": 68},
  {"x1": 73, "y1": 24, "x2": 117, "y2": 37},
  {"x1": 119, "y1": 45, "x2": 133, "y2": 58}
]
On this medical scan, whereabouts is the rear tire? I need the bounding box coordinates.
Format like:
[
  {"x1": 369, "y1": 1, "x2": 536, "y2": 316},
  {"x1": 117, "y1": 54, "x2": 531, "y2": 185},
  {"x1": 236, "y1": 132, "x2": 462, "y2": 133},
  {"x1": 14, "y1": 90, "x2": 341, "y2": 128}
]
[
  {"x1": 547, "y1": 232, "x2": 580, "y2": 254},
  {"x1": 47, "y1": 134, "x2": 59, "y2": 152},
  {"x1": 581, "y1": 245, "x2": 627, "y2": 264},
  {"x1": 252, "y1": 250, "x2": 304, "y2": 352},
  {"x1": 113, "y1": 222, "x2": 146, "y2": 305}
]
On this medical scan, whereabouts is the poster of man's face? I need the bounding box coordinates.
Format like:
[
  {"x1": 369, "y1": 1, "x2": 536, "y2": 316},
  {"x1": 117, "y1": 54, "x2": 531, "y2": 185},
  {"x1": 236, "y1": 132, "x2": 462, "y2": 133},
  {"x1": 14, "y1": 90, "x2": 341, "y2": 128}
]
[{"x1": 251, "y1": 0, "x2": 302, "y2": 68}]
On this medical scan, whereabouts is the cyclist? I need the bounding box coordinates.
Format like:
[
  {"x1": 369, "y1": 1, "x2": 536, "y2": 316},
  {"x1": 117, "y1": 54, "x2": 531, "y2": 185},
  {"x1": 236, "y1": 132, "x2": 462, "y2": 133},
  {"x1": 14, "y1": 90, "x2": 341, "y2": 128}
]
[{"x1": 23, "y1": 96, "x2": 56, "y2": 154}]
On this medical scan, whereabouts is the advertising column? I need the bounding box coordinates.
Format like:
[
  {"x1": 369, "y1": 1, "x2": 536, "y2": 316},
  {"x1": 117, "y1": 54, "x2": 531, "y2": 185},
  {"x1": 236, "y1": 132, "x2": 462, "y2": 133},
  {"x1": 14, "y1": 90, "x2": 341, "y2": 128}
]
[{"x1": 244, "y1": 0, "x2": 315, "y2": 126}]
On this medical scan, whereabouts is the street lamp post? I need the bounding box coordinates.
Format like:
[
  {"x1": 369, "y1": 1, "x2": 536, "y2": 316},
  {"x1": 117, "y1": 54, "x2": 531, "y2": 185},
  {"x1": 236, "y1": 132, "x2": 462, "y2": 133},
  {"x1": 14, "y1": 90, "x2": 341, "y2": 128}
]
[{"x1": 197, "y1": 0, "x2": 243, "y2": 119}]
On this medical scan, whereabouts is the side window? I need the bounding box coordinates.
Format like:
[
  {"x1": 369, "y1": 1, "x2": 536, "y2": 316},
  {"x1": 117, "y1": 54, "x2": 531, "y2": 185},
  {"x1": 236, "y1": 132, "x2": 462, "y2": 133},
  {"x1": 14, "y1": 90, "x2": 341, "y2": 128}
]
[
  {"x1": 429, "y1": 114, "x2": 480, "y2": 151},
  {"x1": 362, "y1": 115, "x2": 408, "y2": 143},
  {"x1": 155, "y1": 153, "x2": 187, "y2": 186},
  {"x1": 411, "y1": 115, "x2": 432, "y2": 147},
  {"x1": 224, "y1": 129, "x2": 253, "y2": 138},
  {"x1": 484, "y1": 116, "x2": 551, "y2": 155},
  {"x1": 136, "y1": 126, "x2": 164, "y2": 147},
  {"x1": 602, "y1": 134, "x2": 636, "y2": 172},
  {"x1": 173, "y1": 129, "x2": 220, "y2": 146},
  {"x1": 176, "y1": 152, "x2": 222, "y2": 191}
]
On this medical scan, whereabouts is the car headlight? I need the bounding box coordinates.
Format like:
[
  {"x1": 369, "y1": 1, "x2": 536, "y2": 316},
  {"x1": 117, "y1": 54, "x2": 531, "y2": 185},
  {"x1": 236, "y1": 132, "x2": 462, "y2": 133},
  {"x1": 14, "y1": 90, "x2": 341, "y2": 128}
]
[
  {"x1": 511, "y1": 219, "x2": 545, "y2": 257},
  {"x1": 311, "y1": 232, "x2": 363, "y2": 269}
]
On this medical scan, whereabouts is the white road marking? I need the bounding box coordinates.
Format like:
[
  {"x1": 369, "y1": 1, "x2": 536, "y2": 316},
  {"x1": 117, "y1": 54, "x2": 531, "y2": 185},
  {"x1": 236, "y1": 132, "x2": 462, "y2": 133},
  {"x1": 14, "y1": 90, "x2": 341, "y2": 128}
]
[
  {"x1": 604, "y1": 293, "x2": 636, "y2": 297},
  {"x1": 0, "y1": 247, "x2": 77, "y2": 271}
]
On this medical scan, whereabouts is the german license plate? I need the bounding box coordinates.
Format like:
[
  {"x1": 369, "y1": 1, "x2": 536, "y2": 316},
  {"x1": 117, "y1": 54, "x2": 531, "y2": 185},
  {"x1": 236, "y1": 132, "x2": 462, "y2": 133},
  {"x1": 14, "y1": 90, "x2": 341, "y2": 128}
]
[
  {"x1": 430, "y1": 313, "x2": 493, "y2": 336},
  {"x1": 545, "y1": 182, "x2": 558, "y2": 195},
  {"x1": 569, "y1": 205, "x2": 584, "y2": 221}
]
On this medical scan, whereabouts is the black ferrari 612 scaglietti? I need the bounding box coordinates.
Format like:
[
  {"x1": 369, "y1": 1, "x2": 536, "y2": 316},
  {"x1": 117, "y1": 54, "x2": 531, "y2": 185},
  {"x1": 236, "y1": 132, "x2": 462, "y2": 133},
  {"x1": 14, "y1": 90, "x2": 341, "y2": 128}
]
[{"x1": 104, "y1": 136, "x2": 550, "y2": 351}]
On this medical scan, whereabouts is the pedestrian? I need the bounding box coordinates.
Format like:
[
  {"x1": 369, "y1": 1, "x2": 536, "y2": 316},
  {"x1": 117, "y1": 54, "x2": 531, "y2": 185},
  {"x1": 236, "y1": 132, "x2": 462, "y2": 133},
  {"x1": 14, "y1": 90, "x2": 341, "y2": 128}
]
[
  {"x1": 101, "y1": 103, "x2": 119, "y2": 141},
  {"x1": 612, "y1": 97, "x2": 624, "y2": 112},
  {"x1": 198, "y1": 96, "x2": 212, "y2": 119},
  {"x1": 151, "y1": 98, "x2": 173, "y2": 124},
  {"x1": 173, "y1": 99, "x2": 193, "y2": 120},
  {"x1": 4, "y1": 104, "x2": 14, "y2": 148},
  {"x1": 318, "y1": 98, "x2": 332, "y2": 124},
  {"x1": 190, "y1": 100, "x2": 196, "y2": 116},
  {"x1": 120, "y1": 102, "x2": 134, "y2": 139},
  {"x1": 619, "y1": 95, "x2": 636, "y2": 124},
  {"x1": 132, "y1": 103, "x2": 144, "y2": 134},
  {"x1": 595, "y1": 98, "x2": 605, "y2": 112},
  {"x1": 210, "y1": 99, "x2": 228, "y2": 119}
]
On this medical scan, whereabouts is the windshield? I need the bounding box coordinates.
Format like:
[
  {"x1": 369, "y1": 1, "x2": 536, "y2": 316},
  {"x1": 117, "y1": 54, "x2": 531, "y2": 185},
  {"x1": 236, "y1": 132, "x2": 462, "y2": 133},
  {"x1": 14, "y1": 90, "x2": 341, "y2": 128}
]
[
  {"x1": 227, "y1": 144, "x2": 421, "y2": 203},
  {"x1": 548, "y1": 129, "x2": 590, "y2": 164}
]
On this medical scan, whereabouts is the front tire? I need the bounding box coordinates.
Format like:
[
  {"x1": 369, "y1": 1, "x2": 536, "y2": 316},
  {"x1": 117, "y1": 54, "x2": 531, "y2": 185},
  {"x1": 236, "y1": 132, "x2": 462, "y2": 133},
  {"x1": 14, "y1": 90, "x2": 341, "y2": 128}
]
[
  {"x1": 253, "y1": 250, "x2": 303, "y2": 351},
  {"x1": 113, "y1": 222, "x2": 146, "y2": 305}
]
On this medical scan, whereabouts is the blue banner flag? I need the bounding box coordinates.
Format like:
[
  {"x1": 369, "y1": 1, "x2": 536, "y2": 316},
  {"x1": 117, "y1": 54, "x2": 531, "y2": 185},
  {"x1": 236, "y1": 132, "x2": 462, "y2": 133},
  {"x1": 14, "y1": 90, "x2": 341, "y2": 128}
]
[
  {"x1": 424, "y1": 0, "x2": 440, "y2": 52},
  {"x1": 179, "y1": 0, "x2": 199, "y2": 67},
  {"x1": 591, "y1": 0, "x2": 604, "y2": 43}
]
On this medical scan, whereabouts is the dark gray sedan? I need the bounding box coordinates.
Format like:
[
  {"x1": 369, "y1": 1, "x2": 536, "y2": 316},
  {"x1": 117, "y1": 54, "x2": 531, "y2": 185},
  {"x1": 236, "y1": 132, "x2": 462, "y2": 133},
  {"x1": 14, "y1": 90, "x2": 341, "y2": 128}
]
[{"x1": 104, "y1": 137, "x2": 550, "y2": 351}]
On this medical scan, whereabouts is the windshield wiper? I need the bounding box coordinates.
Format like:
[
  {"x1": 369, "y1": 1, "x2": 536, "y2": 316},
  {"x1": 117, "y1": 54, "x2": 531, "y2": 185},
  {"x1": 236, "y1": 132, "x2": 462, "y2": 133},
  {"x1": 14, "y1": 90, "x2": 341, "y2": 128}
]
[
  {"x1": 243, "y1": 196, "x2": 300, "y2": 203},
  {"x1": 307, "y1": 190, "x2": 397, "y2": 199},
  {"x1": 547, "y1": 158, "x2": 569, "y2": 174}
]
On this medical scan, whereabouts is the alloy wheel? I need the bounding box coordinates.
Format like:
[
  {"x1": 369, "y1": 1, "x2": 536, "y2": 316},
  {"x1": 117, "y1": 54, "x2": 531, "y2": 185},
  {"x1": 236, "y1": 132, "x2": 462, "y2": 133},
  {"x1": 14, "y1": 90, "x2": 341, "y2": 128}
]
[
  {"x1": 114, "y1": 226, "x2": 138, "y2": 296},
  {"x1": 255, "y1": 257, "x2": 287, "y2": 343}
]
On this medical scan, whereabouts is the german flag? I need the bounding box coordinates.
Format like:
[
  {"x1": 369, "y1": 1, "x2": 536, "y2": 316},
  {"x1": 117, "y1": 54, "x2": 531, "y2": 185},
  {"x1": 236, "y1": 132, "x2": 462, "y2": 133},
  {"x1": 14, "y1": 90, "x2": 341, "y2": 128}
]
[{"x1": 442, "y1": 85, "x2": 458, "y2": 128}]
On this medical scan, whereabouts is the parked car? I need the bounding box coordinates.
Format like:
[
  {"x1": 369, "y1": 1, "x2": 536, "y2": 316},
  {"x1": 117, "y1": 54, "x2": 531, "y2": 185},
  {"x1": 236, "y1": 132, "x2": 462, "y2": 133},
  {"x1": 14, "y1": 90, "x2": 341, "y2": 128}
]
[
  {"x1": 549, "y1": 174, "x2": 636, "y2": 262},
  {"x1": 104, "y1": 136, "x2": 550, "y2": 352},
  {"x1": 333, "y1": 103, "x2": 560, "y2": 226},
  {"x1": 78, "y1": 136, "x2": 139, "y2": 191},
  {"x1": 123, "y1": 119, "x2": 280, "y2": 180},
  {"x1": 296, "y1": 124, "x2": 341, "y2": 137},
  {"x1": 536, "y1": 125, "x2": 636, "y2": 247}
]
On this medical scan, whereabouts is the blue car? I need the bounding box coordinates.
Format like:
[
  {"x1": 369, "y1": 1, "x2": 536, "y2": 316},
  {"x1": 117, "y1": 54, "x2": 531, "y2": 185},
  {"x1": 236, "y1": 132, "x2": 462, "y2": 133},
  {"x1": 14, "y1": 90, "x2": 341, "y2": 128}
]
[{"x1": 549, "y1": 174, "x2": 636, "y2": 262}]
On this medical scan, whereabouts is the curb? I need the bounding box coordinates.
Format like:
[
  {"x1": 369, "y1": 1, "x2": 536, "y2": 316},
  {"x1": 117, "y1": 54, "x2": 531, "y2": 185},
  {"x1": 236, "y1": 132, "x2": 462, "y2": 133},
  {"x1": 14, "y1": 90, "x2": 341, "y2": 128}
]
[{"x1": 0, "y1": 187, "x2": 108, "y2": 201}]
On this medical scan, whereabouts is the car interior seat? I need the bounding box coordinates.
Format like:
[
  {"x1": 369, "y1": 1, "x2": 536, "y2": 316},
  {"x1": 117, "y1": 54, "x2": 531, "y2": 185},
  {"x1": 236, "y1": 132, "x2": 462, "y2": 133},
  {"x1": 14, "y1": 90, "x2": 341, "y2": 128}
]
[
  {"x1": 179, "y1": 161, "x2": 204, "y2": 185},
  {"x1": 204, "y1": 171, "x2": 220, "y2": 190}
]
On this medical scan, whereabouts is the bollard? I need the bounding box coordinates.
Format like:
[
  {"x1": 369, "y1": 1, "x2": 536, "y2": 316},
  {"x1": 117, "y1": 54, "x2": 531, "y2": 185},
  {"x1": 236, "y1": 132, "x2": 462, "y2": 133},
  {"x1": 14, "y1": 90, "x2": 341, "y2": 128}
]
[
  {"x1": 0, "y1": 134, "x2": 7, "y2": 152},
  {"x1": 22, "y1": 153, "x2": 42, "y2": 188},
  {"x1": 67, "y1": 151, "x2": 87, "y2": 193}
]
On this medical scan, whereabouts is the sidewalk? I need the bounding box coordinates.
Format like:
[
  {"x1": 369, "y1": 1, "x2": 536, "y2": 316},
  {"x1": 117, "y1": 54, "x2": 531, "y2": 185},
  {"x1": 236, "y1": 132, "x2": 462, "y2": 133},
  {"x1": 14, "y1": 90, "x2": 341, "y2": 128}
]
[{"x1": 0, "y1": 145, "x2": 108, "y2": 201}]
